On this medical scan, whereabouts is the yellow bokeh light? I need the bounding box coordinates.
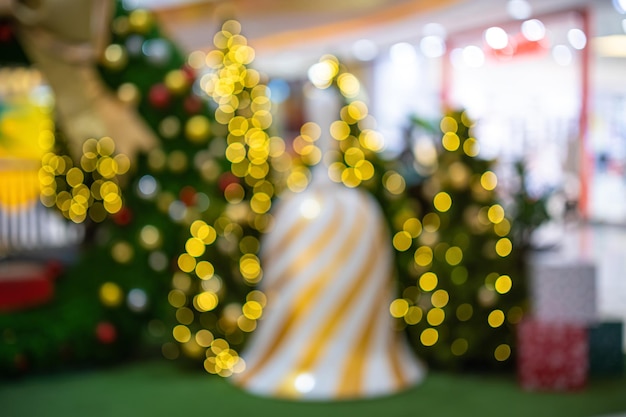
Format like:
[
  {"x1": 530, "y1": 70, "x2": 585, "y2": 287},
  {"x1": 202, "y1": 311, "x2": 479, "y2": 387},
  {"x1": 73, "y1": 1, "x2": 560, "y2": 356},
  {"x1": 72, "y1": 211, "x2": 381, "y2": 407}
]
[
  {"x1": 487, "y1": 204, "x2": 505, "y2": 224},
  {"x1": 463, "y1": 138, "x2": 480, "y2": 157},
  {"x1": 250, "y1": 192, "x2": 271, "y2": 214},
  {"x1": 359, "y1": 129, "x2": 385, "y2": 152},
  {"x1": 420, "y1": 328, "x2": 439, "y2": 346},
  {"x1": 442, "y1": 132, "x2": 460, "y2": 151},
  {"x1": 330, "y1": 120, "x2": 350, "y2": 140},
  {"x1": 451, "y1": 338, "x2": 468, "y2": 356},
  {"x1": 389, "y1": 298, "x2": 410, "y2": 318},
  {"x1": 495, "y1": 275, "x2": 512, "y2": 294},
  {"x1": 480, "y1": 171, "x2": 498, "y2": 191},
  {"x1": 383, "y1": 171, "x2": 406, "y2": 195},
  {"x1": 495, "y1": 238, "x2": 512, "y2": 257},
  {"x1": 414, "y1": 244, "x2": 434, "y2": 266},
  {"x1": 426, "y1": 308, "x2": 445, "y2": 326},
  {"x1": 431, "y1": 289, "x2": 449, "y2": 308},
  {"x1": 508, "y1": 306, "x2": 524, "y2": 324},
  {"x1": 99, "y1": 282, "x2": 123, "y2": 307},
  {"x1": 494, "y1": 218, "x2": 511, "y2": 237},
  {"x1": 300, "y1": 122, "x2": 321, "y2": 142},
  {"x1": 419, "y1": 271, "x2": 438, "y2": 291},
  {"x1": 341, "y1": 167, "x2": 361, "y2": 188},
  {"x1": 176, "y1": 307, "x2": 194, "y2": 325},
  {"x1": 195, "y1": 261, "x2": 215, "y2": 280},
  {"x1": 225, "y1": 142, "x2": 246, "y2": 163},
  {"x1": 440, "y1": 116, "x2": 458, "y2": 133},
  {"x1": 445, "y1": 246, "x2": 463, "y2": 266},
  {"x1": 433, "y1": 192, "x2": 452, "y2": 212},
  {"x1": 403, "y1": 218, "x2": 422, "y2": 238},
  {"x1": 140, "y1": 225, "x2": 161, "y2": 249},
  {"x1": 111, "y1": 241, "x2": 133, "y2": 264},
  {"x1": 186, "y1": 237, "x2": 206, "y2": 257},
  {"x1": 488, "y1": 309, "x2": 505, "y2": 327},
  {"x1": 393, "y1": 231, "x2": 413, "y2": 252},
  {"x1": 422, "y1": 212, "x2": 440, "y2": 232},
  {"x1": 168, "y1": 289, "x2": 186, "y2": 308},
  {"x1": 337, "y1": 73, "x2": 360, "y2": 97},
  {"x1": 173, "y1": 325, "x2": 191, "y2": 343},
  {"x1": 237, "y1": 315, "x2": 257, "y2": 332},
  {"x1": 195, "y1": 329, "x2": 214, "y2": 347},
  {"x1": 404, "y1": 306, "x2": 423, "y2": 325},
  {"x1": 456, "y1": 303, "x2": 473, "y2": 321},
  {"x1": 346, "y1": 101, "x2": 367, "y2": 122},
  {"x1": 178, "y1": 253, "x2": 197, "y2": 273},
  {"x1": 196, "y1": 291, "x2": 219, "y2": 311},
  {"x1": 65, "y1": 167, "x2": 84, "y2": 188},
  {"x1": 242, "y1": 300, "x2": 263, "y2": 319},
  {"x1": 494, "y1": 344, "x2": 511, "y2": 361}
]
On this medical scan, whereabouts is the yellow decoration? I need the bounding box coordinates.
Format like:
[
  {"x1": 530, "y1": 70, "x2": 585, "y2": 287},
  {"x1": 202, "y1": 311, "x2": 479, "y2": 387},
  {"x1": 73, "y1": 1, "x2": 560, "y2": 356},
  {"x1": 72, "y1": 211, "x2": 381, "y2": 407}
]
[
  {"x1": 185, "y1": 115, "x2": 211, "y2": 143},
  {"x1": 99, "y1": 282, "x2": 123, "y2": 307},
  {"x1": 165, "y1": 70, "x2": 189, "y2": 95},
  {"x1": 128, "y1": 9, "x2": 154, "y2": 33}
]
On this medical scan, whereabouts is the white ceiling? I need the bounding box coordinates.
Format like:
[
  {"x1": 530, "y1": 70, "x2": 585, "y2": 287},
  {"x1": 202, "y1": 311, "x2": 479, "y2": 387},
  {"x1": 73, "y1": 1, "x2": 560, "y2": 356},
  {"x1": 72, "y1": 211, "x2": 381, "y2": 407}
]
[{"x1": 140, "y1": 0, "x2": 624, "y2": 78}]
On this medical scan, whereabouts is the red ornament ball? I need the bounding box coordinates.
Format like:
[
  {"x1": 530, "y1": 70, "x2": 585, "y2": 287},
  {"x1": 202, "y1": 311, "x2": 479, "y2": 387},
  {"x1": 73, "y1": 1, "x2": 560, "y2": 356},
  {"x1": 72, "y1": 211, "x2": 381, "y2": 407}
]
[
  {"x1": 179, "y1": 186, "x2": 197, "y2": 206},
  {"x1": 112, "y1": 206, "x2": 133, "y2": 226},
  {"x1": 183, "y1": 95, "x2": 203, "y2": 114},
  {"x1": 181, "y1": 64, "x2": 196, "y2": 83},
  {"x1": 148, "y1": 83, "x2": 171, "y2": 109},
  {"x1": 96, "y1": 322, "x2": 117, "y2": 344},
  {"x1": 218, "y1": 172, "x2": 240, "y2": 192}
]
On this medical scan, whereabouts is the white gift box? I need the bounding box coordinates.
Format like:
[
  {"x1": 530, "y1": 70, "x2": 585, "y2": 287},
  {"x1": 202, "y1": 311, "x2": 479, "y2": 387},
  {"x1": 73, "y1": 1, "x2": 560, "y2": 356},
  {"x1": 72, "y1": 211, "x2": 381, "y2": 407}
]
[{"x1": 528, "y1": 259, "x2": 597, "y2": 324}]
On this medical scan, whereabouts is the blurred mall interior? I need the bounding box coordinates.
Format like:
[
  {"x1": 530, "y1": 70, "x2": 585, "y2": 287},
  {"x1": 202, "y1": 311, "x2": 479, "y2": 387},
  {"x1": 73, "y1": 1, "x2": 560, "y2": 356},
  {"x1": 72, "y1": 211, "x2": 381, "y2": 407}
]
[
  {"x1": 1, "y1": 0, "x2": 626, "y2": 362},
  {"x1": 144, "y1": 0, "x2": 626, "y2": 346}
]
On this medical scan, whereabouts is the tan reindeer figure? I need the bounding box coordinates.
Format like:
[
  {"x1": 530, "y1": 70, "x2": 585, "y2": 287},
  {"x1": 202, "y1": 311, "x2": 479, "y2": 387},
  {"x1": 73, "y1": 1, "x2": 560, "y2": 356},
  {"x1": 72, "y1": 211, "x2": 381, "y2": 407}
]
[
  {"x1": 232, "y1": 84, "x2": 425, "y2": 399},
  {"x1": 3, "y1": 0, "x2": 157, "y2": 160}
]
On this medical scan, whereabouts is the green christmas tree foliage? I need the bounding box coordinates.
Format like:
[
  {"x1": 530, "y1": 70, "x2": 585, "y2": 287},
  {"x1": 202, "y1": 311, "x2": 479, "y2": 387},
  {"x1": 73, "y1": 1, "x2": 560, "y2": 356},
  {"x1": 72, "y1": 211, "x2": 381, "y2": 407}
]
[
  {"x1": 399, "y1": 110, "x2": 527, "y2": 371},
  {"x1": 0, "y1": 4, "x2": 243, "y2": 374}
]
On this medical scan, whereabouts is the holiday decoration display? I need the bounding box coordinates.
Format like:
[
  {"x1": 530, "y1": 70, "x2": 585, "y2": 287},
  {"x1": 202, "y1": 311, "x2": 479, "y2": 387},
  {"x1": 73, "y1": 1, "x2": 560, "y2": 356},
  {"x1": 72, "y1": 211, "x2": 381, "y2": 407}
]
[
  {"x1": 588, "y1": 321, "x2": 624, "y2": 377},
  {"x1": 517, "y1": 318, "x2": 588, "y2": 391},
  {"x1": 232, "y1": 177, "x2": 424, "y2": 399},
  {"x1": 528, "y1": 259, "x2": 596, "y2": 324},
  {"x1": 0, "y1": 2, "x2": 219, "y2": 374},
  {"x1": 403, "y1": 111, "x2": 526, "y2": 371},
  {"x1": 0, "y1": 0, "x2": 529, "y2": 379}
]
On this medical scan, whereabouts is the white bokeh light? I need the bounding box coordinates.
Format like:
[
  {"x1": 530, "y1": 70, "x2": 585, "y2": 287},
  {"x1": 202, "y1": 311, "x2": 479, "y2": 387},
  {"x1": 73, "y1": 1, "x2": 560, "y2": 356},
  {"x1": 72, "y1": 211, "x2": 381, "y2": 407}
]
[
  {"x1": 420, "y1": 35, "x2": 446, "y2": 58},
  {"x1": 294, "y1": 373, "x2": 316, "y2": 393},
  {"x1": 521, "y1": 19, "x2": 546, "y2": 41},
  {"x1": 567, "y1": 28, "x2": 587, "y2": 50},
  {"x1": 614, "y1": 0, "x2": 626, "y2": 14},
  {"x1": 484, "y1": 27, "x2": 509, "y2": 50},
  {"x1": 552, "y1": 45, "x2": 572, "y2": 66},
  {"x1": 390, "y1": 42, "x2": 418, "y2": 65},
  {"x1": 300, "y1": 198, "x2": 321, "y2": 219},
  {"x1": 352, "y1": 39, "x2": 379, "y2": 61},
  {"x1": 463, "y1": 45, "x2": 485, "y2": 68},
  {"x1": 507, "y1": 0, "x2": 532, "y2": 20}
]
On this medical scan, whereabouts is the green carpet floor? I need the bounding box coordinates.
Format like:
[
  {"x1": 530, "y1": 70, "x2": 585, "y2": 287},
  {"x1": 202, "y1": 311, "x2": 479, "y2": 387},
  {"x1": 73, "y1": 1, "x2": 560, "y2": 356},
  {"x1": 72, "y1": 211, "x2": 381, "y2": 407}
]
[{"x1": 1, "y1": 360, "x2": 625, "y2": 417}]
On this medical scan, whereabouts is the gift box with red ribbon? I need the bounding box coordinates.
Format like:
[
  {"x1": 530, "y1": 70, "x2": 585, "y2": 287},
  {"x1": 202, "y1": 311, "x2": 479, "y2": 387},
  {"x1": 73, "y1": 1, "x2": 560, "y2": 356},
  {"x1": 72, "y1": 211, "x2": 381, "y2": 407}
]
[{"x1": 517, "y1": 318, "x2": 589, "y2": 391}]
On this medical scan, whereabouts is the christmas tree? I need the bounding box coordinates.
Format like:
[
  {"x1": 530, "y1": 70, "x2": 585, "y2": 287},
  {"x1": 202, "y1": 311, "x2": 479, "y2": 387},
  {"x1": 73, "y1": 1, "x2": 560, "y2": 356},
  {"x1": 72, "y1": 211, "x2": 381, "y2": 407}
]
[
  {"x1": 401, "y1": 110, "x2": 527, "y2": 371},
  {"x1": 0, "y1": 3, "x2": 237, "y2": 373}
]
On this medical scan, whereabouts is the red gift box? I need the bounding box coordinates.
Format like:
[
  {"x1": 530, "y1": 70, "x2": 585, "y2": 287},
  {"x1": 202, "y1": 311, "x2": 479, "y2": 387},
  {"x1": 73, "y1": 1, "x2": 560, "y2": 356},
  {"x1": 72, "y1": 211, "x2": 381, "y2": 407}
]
[
  {"x1": 0, "y1": 261, "x2": 61, "y2": 312},
  {"x1": 517, "y1": 318, "x2": 588, "y2": 391}
]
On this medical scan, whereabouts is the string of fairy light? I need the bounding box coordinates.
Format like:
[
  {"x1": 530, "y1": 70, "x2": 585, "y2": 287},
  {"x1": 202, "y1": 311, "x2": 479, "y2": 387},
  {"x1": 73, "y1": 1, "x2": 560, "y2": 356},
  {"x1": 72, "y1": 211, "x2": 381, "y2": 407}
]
[
  {"x1": 39, "y1": 137, "x2": 129, "y2": 223},
  {"x1": 172, "y1": 20, "x2": 299, "y2": 377},
  {"x1": 31, "y1": 6, "x2": 522, "y2": 373}
]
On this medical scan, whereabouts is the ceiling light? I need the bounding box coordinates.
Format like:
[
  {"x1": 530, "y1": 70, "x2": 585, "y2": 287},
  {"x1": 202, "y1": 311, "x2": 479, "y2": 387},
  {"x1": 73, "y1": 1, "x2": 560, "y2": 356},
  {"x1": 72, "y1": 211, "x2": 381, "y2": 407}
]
[
  {"x1": 507, "y1": 0, "x2": 532, "y2": 20},
  {"x1": 352, "y1": 39, "x2": 378, "y2": 61},
  {"x1": 521, "y1": 19, "x2": 546, "y2": 41},
  {"x1": 567, "y1": 28, "x2": 587, "y2": 50},
  {"x1": 484, "y1": 27, "x2": 509, "y2": 49}
]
